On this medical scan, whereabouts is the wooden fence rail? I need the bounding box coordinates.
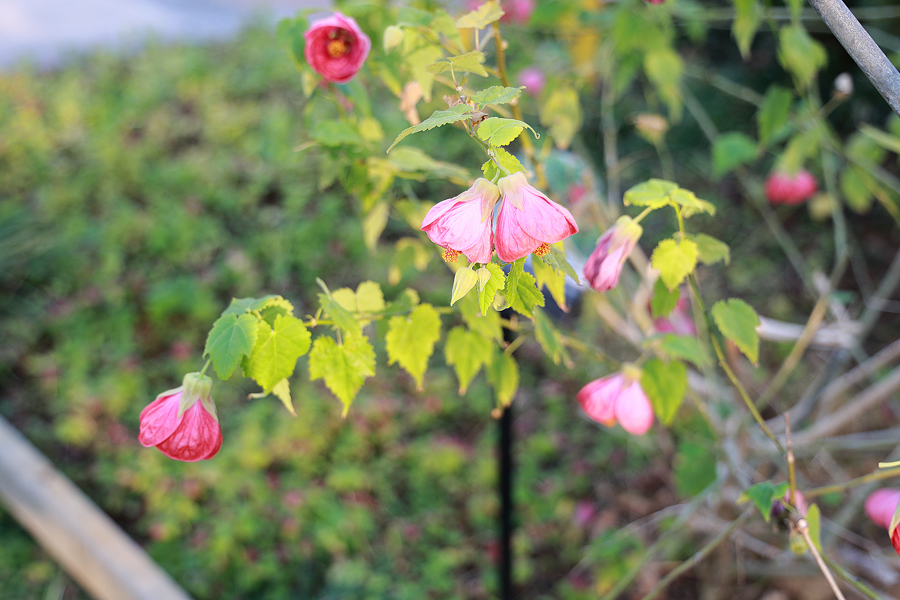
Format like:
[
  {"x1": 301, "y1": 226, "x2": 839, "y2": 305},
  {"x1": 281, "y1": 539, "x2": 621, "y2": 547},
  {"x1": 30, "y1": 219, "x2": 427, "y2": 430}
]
[{"x1": 0, "y1": 414, "x2": 194, "y2": 600}]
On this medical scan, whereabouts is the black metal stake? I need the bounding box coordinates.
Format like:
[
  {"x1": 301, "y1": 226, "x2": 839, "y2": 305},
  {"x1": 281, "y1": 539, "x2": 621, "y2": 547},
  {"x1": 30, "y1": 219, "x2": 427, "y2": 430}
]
[{"x1": 499, "y1": 403, "x2": 513, "y2": 600}]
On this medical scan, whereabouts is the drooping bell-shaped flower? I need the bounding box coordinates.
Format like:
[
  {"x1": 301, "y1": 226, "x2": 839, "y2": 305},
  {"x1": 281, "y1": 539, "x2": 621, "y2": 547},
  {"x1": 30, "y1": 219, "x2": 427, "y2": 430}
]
[
  {"x1": 764, "y1": 169, "x2": 818, "y2": 205},
  {"x1": 583, "y1": 216, "x2": 643, "y2": 293},
  {"x1": 495, "y1": 172, "x2": 578, "y2": 263},
  {"x1": 421, "y1": 178, "x2": 499, "y2": 264},
  {"x1": 865, "y1": 488, "x2": 900, "y2": 558},
  {"x1": 577, "y1": 368, "x2": 654, "y2": 436},
  {"x1": 139, "y1": 372, "x2": 222, "y2": 462},
  {"x1": 654, "y1": 296, "x2": 697, "y2": 336}
]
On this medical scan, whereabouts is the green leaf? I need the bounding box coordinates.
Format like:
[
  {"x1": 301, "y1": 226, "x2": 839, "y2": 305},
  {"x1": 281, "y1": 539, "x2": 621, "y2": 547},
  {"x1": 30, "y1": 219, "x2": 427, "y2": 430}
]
[
  {"x1": 310, "y1": 120, "x2": 364, "y2": 147},
  {"x1": 444, "y1": 326, "x2": 493, "y2": 394},
  {"x1": 712, "y1": 132, "x2": 758, "y2": 178},
  {"x1": 205, "y1": 313, "x2": 259, "y2": 380},
  {"x1": 487, "y1": 351, "x2": 519, "y2": 407},
  {"x1": 644, "y1": 47, "x2": 684, "y2": 121},
  {"x1": 651, "y1": 278, "x2": 680, "y2": 318},
  {"x1": 651, "y1": 238, "x2": 699, "y2": 291},
  {"x1": 674, "y1": 440, "x2": 717, "y2": 497},
  {"x1": 401, "y1": 31, "x2": 444, "y2": 101},
  {"x1": 740, "y1": 481, "x2": 789, "y2": 522},
  {"x1": 426, "y1": 51, "x2": 489, "y2": 77},
  {"x1": 533, "y1": 307, "x2": 567, "y2": 365},
  {"x1": 641, "y1": 358, "x2": 687, "y2": 425},
  {"x1": 540, "y1": 87, "x2": 582, "y2": 149},
  {"x1": 451, "y1": 267, "x2": 479, "y2": 306},
  {"x1": 669, "y1": 187, "x2": 716, "y2": 217},
  {"x1": 460, "y1": 293, "x2": 502, "y2": 342},
  {"x1": 388, "y1": 104, "x2": 476, "y2": 152},
  {"x1": 477, "y1": 117, "x2": 537, "y2": 147},
  {"x1": 272, "y1": 379, "x2": 295, "y2": 416},
  {"x1": 363, "y1": 202, "x2": 390, "y2": 250},
  {"x1": 840, "y1": 166, "x2": 875, "y2": 213},
  {"x1": 482, "y1": 147, "x2": 526, "y2": 180},
  {"x1": 690, "y1": 233, "x2": 731, "y2": 265},
  {"x1": 455, "y1": 0, "x2": 505, "y2": 28},
  {"x1": 731, "y1": 0, "x2": 761, "y2": 59},
  {"x1": 711, "y1": 298, "x2": 760, "y2": 363},
  {"x1": 505, "y1": 258, "x2": 545, "y2": 318},
  {"x1": 223, "y1": 295, "x2": 294, "y2": 317},
  {"x1": 656, "y1": 334, "x2": 712, "y2": 368},
  {"x1": 477, "y1": 263, "x2": 506, "y2": 315},
  {"x1": 623, "y1": 179, "x2": 677, "y2": 210},
  {"x1": 532, "y1": 257, "x2": 567, "y2": 311},
  {"x1": 385, "y1": 304, "x2": 442, "y2": 389},
  {"x1": 243, "y1": 314, "x2": 312, "y2": 393},
  {"x1": 276, "y1": 16, "x2": 308, "y2": 66},
  {"x1": 544, "y1": 243, "x2": 580, "y2": 284},
  {"x1": 317, "y1": 279, "x2": 363, "y2": 336},
  {"x1": 806, "y1": 503, "x2": 823, "y2": 551},
  {"x1": 308, "y1": 334, "x2": 376, "y2": 415},
  {"x1": 778, "y1": 25, "x2": 827, "y2": 90},
  {"x1": 757, "y1": 86, "x2": 793, "y2": 147},
  {"x1": 471, "y1": 86, "x2": 524, "y2": 108}
]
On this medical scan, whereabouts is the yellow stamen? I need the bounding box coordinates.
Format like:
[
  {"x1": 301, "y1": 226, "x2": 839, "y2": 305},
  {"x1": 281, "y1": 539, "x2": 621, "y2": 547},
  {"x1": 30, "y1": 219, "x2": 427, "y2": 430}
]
[
  {"x1": 442, "y1": 249, "x2": 461, "y2": 262},
  {"x1": 327, "y1": 39, "x2": 349, "y2": 58},
  {"x1": 533, "y1": 243, "x2": 551, "y2": 257}
]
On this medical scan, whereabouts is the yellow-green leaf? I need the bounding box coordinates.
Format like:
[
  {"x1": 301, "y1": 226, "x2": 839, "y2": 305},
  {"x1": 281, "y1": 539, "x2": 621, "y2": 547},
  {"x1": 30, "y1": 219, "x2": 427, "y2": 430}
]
[
  {"x1": 272, "y1": 379, "x2": 295, "y2": 416},
  {"x1": 243, "y1": 314, "x2": 311, "y2": 393},
  {"x1": 426, "y1": 51, "x2": 489, "y2": 77},
  {"x1": 540, "y1": 87, "x2": 582, "y2": 149},
  {"x1": 444, "y1": 326, "x2": 493, "y2": 394},
  {"x1": 308, "y1": 334, "x2": 376, "y2": 415},
  {"x1": 641, "y1": 358, "x2": 687, "y2": 425},
  {"x1": 388, "y1": 104, "x2": 476, "y2": 152},
  {"x1": 455, "y1": 0, "x2": 505, "y2": 28},
  {"x1": 451, "y1": 267, "x2": 479, "y2": 306},
  {"x1": 651, "y1": 238, "x2": 699, "y2": 291},
  {"x1": 711, "y1": 298, "x2": 760, "y2": 363},
  {"x1": 385, "y1": 304, "x2": 442, "y2": 389},
  {"x1": 477, "y1": 263, "x2": 506, "y2": 316},
  {"x1": 477, "y1": 117, "x2": 537, "y2": 147},
  {"x1": 487, "y1": 351, "x2": 519, "y2": 407}
]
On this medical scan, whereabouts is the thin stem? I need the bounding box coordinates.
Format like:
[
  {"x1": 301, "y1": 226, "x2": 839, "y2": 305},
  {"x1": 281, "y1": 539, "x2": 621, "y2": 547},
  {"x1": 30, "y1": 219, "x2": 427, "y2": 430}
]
[
  {"x1": 198, "y1": 359, "x2": 211, "y2": 378},
  {"x1": 796, "y1": 518, "x2": 847, "y2": 600},
  {"x1": 638, "y1": 509, "x2": 753, "y2": 600},
  {"x1": 805, "y1": 466, "x2": 900, "y2": 499},
  {"x1": 786, "y1": 414, "x2": 797, "y2": 508},
  {"x1": 821, "y1": 554, "x2": 884, "y2": 600}
]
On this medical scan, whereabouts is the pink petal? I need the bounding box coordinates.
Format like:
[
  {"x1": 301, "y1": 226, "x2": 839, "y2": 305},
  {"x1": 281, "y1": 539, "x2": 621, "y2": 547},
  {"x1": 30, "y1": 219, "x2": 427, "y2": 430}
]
[
  {"x1": 304, "y1": 13, "x2": 371, "y2": 84},
  {"x1": 138, "y1": 390, "x2": 183, "y2": 447},
  {"x1": 614, "y1": 382, "x2": 654, "y2": 435},
  {"x1": 155, "y1": 400, "x2": 223, "y2": 462},
  {"x1": 865, "y1": 489, "x2": 900, "y2": 529},
  {"x1": 496, "y1": 173, "x2": 577, "y2": 263},
  {"x1": 577, "y1": 375, "x2": 623, "y2": 425}
]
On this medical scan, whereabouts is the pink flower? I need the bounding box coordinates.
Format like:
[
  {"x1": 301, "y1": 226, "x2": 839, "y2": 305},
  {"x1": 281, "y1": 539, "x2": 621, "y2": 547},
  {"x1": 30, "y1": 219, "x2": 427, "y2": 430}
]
[
  {"x1": 583, "y1": 216, "x2": 642, "y2": 293},
  {"x1": 304, "y1": 13, "x2": 371, "y2": 84},
  {"x1": 139, "y1": 372, "x2": 222, "y2": 462},
  {"x1": 765, "y1": 169, "x2": 818, "y2": 205},
  {"x1": 495, "y1": 172, "x2": 578, "y2": 263},
  {"x1": 644, "y1": 0, "x2": 666, "y2": 5},
  {"x1": 421, "y1": 179, "x2": 500, "y2": 263},
  {"x1": 577, "y1": 371, "x2": 654, "y2": 435},
  {"x1": 518, "y1": 67, "x2": 545, "y2": 96},
  {"x1": 654, "y1": 297, "x2": 697, "y2": 336},
  {"x1": 865, "y1": 489, "x2": 900, "y2": 557},
  {"x1": 501, "y1": 0, "x2": 535, "y2": 24}
]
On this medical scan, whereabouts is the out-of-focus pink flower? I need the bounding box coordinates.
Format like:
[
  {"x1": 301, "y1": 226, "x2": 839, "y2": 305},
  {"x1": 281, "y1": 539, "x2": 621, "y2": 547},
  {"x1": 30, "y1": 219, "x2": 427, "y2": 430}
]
[
  {"x1": 865, "y1": 489, "x2": 900, "y2": 557},
  {"x1": 518, "y1": 67, "x2": 545, "y2": 97},
  {"x1": 654, "y1": 297, "x2": 697, "y2": 336},
  {"x1": 304, "y1": 13, "x2": 371, "y2": 84},
  {"x1": 495, "y1": 172, "x2": 578, "y2": 263},
  {"x1": 421, "y1": 179, "x2": 499, "y2": 263},
  {"x1": 577, "y1": 371, "x2": 654, "y2": 435},
  {"x1": 583, "y1": 216, "x2": 642, "y2": 293},
  {"x1": 644, "y1": 0, "x2": 666, "y2": 5},
  {"x1": 501, "y1": 0, "x2": 535, "y2": 23},
  {"x1": 765, "y1": 169, "x2": 818, "y2": 205},
  {"x1": 139, "y1": 372, "x2": 222, "y2": 462}
]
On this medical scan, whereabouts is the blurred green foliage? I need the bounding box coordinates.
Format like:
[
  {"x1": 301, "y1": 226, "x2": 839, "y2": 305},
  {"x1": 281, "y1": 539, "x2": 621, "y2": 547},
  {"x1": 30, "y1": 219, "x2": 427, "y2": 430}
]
[{"x1": 0, "y1": 25, "x2": 652, "y2": 600}]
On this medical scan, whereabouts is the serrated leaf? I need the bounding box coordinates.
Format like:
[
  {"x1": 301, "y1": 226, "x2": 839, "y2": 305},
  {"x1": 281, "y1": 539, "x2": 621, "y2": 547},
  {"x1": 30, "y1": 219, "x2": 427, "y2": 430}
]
[
  {"x1": 711, "y1": 298, "x2": 760, "y2": 363},
  {"x1": 487, "y1": 351, "x2": 519, "y2": 407},
  {"x1": 455, "y1": 0, "x2": 505, "y2": 28},
  {"x1": 533, "y1": 307, "x2": 567, "y2": 365},
  {"x1": 651, "y1": 238, "x2": 699, "y2": 291},
  {"x1": 243, "y1": 314, "x2": 311, "y2": 393},
  {"x1": 308, "y1": 334, "x2": 376, "y2": 415},
  {"x1": 641, "y1": 358, "x2": 687, "y2": 425},
  {"x1": 451, "y1": 267, "x2": 479, "y2": 306},
  {"x1": 460, "y1": 293, "x2": 502, "y2": 342},
  {"x1": 690, "y1": 233, "x2": 731, "y2": 265},
  {"x1": 505, "y1": 258, "x2": 545, "y2": 318},
  {"x1": 731, "y1": 0, "x2": 761, "y2": 59},
  {"x1": 778, "y1": 25, "x2": 827, "y2": 90},
  {"x1": 444, "y1": 326, "x2": 494, "y2": 394},
  {"x1": 623, "y1": 179, "x2": 678, "y2": 209},
  {"x1": 757, "y1": 86, "x2": 793, "y2": 147},
  {"x1": 385, "y1": 304, "x2": 442, "y2": 389},
  {"x1": 426, "y1": 51, "x2": 489, "y2": 77},
  {"x1": 651, "y1": 278, "x2": 680, "y2": 318},
  {"x1": 311, "y1": 120, "x2": 364, "y2": 147},
  {"x1": 477, "y1": 263, "x2": 506, "y2": 316},
  {"x1": 477, "y1": 118, "x2": 537, "y2": 147},
  {"x1": 545, "y1": 243, "x2": 580, "y2": 284},
  {"x1": 205, "y1": 313, "x2": 260, "y2": 380},
  {"x1": 272, "y1": 379, "x2": 295, "y2": 416},
  {"x1": 540, "y1": 87, "x2": 582, "y2": 149},
  {"x1": 483, "y1": 147, "x2": 526, "y2": 180},
  {"x1": 317, "y1": 279, "x2": 362, "y2": 336},
  {"x1": 657, "y1": 334, "x2": 712, "y2": 368},
  {"x1": 532, "y1": 257, "x2": 567, "y2": 311},
  {"x1": 471, "y1": 86, "x2": 524, "y2": 108},
  {"x1": 712, "y1": 132, "x2": 758, "y2": 178},
  {"x1": 740, "y1": 481, "x2": 789, "y2": 522},
  {"x1": 223, "y1": 295, "x2": 294, "y2": 316},
  {"x1": 388, "y1": 104, "x2": 476, "y2": 152},
  {"x1": 669, "y1": 188, "x2": 716, "y2": 217}
]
